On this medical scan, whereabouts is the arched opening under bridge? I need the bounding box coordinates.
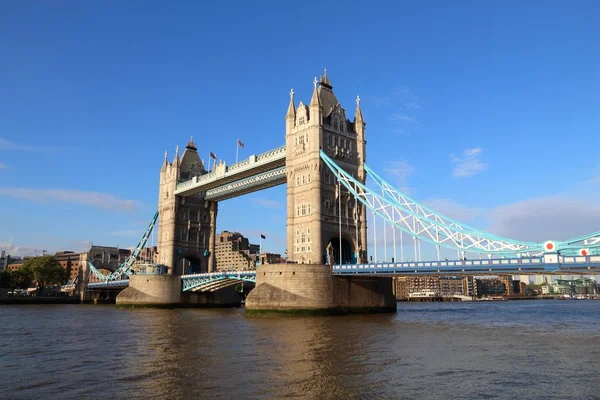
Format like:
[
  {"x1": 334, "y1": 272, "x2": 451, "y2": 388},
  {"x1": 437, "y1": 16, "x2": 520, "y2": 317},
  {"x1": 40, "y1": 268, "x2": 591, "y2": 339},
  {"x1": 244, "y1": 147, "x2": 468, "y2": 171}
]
[
  {"x1": 326, "y1": 237, "x2": 355, "y2": 265},
  {"x1": 176, "y1": 255, "x2": 204, "y2": 275}
]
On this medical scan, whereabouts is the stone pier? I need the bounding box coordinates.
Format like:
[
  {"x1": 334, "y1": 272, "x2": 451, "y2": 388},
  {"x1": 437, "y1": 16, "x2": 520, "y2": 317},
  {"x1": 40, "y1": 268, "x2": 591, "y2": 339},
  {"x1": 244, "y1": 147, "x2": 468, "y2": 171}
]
[
  {"x1": 115, "y1": 274, "x2": 243, "y2": 308},
  {"x1": 116, "y1": 275, "x2": 182, "y2": 307},
  {"x1": 245, "y1": 264, "x2": 397, "y2": 315}
]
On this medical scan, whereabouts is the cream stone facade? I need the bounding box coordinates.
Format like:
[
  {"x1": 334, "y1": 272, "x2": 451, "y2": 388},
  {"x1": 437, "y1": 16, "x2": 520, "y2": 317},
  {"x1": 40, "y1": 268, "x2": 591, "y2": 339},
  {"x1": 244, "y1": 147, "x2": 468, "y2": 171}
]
[
  {"x1": 157, "y1": 70, "x2": 368, "y2": 273},
  {"x1": 157, "y1": 138, "x2": 216, "y2": 274},
  {"x1": 285, "y1": 71, "x2": 368, "y2": 265}
]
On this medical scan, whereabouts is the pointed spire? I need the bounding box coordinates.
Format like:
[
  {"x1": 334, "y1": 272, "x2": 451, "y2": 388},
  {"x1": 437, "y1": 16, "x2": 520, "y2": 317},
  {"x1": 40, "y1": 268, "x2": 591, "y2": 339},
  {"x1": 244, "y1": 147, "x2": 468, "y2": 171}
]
[
  {"x1": 161, "y1": 151, "x2": 169, "y2": 171},
  {"x1": 355, "y1": 95, "x2": 364, "y2": 122},
  {"x1": 173, "y1": 145, "x2": 180, "y2": 166},
  {"x1": 186, "y1": 135, "x2": 197, "y2": 151},
  {"x1": 320, "y1": 67, "x2": 332, "y2": 88},
  {"x1": 286, "y1": 88, "x2": 296, "y2": 119},
  {"x1": 309, "y1": 77, "x2": 321, "y2": 107}
]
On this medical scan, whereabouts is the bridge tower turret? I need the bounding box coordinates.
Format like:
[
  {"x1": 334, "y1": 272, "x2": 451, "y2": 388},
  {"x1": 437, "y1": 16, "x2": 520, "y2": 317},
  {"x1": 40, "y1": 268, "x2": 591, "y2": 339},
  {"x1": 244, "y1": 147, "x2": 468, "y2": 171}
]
[
  {"x1": 285, "y1": 70, "x2": 368, "y2": 265},
  {"x1": 157, "y1": 138, "x2": 214, "y2": 274}
]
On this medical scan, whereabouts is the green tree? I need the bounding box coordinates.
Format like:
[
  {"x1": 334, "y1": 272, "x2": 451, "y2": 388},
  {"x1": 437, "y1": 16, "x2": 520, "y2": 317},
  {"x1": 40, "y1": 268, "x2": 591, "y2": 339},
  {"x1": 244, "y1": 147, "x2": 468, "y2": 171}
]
[
  {"x1": 0, "y1": 270, "x2": 12, "y2": 289},
  {"x1": 10, "y1": 267, "x2": 34, "y2": 291},
  {"x1": 23, "y1": 256, "x2": 66, "y2": 295}
]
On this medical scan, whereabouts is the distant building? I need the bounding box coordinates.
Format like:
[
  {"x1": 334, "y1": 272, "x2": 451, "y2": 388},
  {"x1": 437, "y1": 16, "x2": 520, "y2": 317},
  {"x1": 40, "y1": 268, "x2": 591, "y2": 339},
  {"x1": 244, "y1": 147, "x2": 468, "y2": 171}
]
[
  {"x1": 439, "y1": 276, "x2": 466, "y2": 295},
  {"x1": 392, "y1": 275, "x2": 472, "y2": 300},
  {"x1": 475, "y1": 278, "x2": 507, "y2": 297},
  {"x1": 54, "y1": 251, "x2": 84, "y2": 282},
  {"x1": 393, "y1": 276, "x2": 409, "y2": 299},
  {"x1": 553, "y1": 279, "x2": 598, "y2": 296},
  {"x1": 257, "y1": 252, "x2": 282, "y2": 265},
  {"x1": 510, "y1": 279, "x2": 526, "y2": 295},
  {"x1": 138, "y1": 246, "x2": 158, "y2": 264},
  {"x1": 0, "y1": 250, "x2": 8, "y2": 271},
  {"x1": 215, "y1": 231, "x2": 257, "y2": 271},
  {"x1": 7, "y1": 262, "x2": 23, "y2": 272}
]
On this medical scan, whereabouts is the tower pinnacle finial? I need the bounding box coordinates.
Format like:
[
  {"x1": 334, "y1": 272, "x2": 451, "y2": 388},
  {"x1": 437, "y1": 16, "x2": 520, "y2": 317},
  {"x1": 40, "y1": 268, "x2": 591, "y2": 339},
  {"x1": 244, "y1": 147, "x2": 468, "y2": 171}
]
[
  {"x1": 286, "y1": 88, "x2": 296, "y2": 119},
  {"x1": 355, "y1": 94, "x2": 364, "y2": 122},
  {"x1": 186, "y1": 136, "x2": 197, "y2": 151},
  {"x1": 175, "y1": 145, "x2": 179, "y2": 156},
  {"x1": 319, "y1": 68, "x2": 332, "y2": 88},
  {"x1": 313, "y1": 77, "x2": 318, "y2": 89}
]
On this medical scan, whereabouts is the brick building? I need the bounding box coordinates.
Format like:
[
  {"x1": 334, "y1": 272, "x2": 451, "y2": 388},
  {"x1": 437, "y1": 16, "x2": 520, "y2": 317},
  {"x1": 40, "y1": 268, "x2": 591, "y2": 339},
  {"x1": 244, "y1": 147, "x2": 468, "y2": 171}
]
[{"x1": 215, "y1": 231, "x2": 257, "y2": 271}]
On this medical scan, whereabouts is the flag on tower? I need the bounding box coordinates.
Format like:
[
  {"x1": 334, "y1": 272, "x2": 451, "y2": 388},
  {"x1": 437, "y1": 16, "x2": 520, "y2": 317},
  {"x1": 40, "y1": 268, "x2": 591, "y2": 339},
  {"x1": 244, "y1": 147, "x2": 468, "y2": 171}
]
[
  {"x1": 237, "y1": 139, "x2": 244, "y2": 148},
  {"x1": 260, "y1": 234, "x2": 266, "y2": 239},
  {"x1": 209, "y1": 151, "x2": 217, "y2": 160}
]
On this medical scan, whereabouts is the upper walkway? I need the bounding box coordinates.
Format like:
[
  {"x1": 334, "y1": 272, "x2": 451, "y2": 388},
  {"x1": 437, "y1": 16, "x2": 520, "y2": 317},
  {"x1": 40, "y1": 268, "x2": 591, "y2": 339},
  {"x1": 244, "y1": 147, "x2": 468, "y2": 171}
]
[{"x1": 174, "y1": 145, "x2": 286, "y2": 200}]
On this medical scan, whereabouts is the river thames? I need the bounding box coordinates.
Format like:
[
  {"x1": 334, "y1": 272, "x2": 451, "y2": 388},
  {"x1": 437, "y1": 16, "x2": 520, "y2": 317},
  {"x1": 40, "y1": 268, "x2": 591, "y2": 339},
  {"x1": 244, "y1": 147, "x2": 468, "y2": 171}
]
[{"x1": 1, "y1": 300, "x2": 599, "y2": 399}]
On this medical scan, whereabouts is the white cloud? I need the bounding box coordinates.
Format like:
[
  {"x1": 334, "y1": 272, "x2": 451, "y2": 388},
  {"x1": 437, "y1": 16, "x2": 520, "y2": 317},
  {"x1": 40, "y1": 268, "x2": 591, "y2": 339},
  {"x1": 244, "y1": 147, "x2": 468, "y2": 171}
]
[
  {"x1": 369, "y1": 87, "x2": 421, "y2": 134},
  {"x1": 390, "y1": 113, "x2": 418, "y2": 124},
  {"x1": 384, "y1": 160, "x2": 416, "y2": 193},
  {"x1": 486, "y1": 195, "x2": 600, "y2": 242},
  {"x1": 422, "y1": 198, "x2": 483, "y2": 222},
  {"x1": 450, "y1": 147, "x2": 487, "y2": 178},
  {"x1": 253, "y1": 198, "x2": 281, "y2": 208},
  {"x1": 0, "y1": 188, "x2": 142, "y2": 212},
  {"x1": 0, "y1": 243, "x2": 39, "y2": 257}
]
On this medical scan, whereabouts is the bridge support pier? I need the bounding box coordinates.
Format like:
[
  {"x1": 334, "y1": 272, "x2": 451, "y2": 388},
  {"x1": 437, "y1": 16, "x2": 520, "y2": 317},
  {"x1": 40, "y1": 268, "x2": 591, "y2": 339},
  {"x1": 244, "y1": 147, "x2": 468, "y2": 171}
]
[
  {"x1": 116, "y1": 275, "x2": 182, "y2": 307},
  {"x1": 245, "y1": 264, "x2": 397, "y2": 315}
]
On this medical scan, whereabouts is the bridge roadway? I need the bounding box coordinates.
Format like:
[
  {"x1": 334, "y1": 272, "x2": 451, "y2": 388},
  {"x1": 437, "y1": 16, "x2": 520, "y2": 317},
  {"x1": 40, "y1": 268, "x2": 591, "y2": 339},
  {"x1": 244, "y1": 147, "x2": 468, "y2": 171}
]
[
  {"x1": 85, "y1": 255, "x2": 600, "y2": 292},
  {"x1": 174, "y1": 145, "x2": 286, "y2": 200}
]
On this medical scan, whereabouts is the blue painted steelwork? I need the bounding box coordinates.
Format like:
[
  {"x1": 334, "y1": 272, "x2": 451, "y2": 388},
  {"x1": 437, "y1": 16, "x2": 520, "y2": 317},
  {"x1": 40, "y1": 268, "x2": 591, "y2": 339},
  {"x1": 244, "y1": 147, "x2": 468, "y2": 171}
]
[
  {"x1": 87, "y1": 280, "x2": 130, "y2": 290},
  {"x1": 204, "y1": 166, "x2": 286, "y2": 201},
  {"x1": 107, "y1": 211, "x2": 159, "y2": 280},
  {"x1": 320, "y1": 150, "x2": 600, "y2": 255},
  {"x1": 88, "y1": 262, "x2": 109, "y2": 281},
  {"x1": 181, "y1": 271, "x2": 256, "y2": 292},
  {"x1": 364, "y1": 162, "x2": 600, "y2": 255},
  {"x1": 88, "y1": 211, "x2": 159, "y2": 283},
  {"x1": 333, "y1": 254, "x2": 600, "y2": 276}
]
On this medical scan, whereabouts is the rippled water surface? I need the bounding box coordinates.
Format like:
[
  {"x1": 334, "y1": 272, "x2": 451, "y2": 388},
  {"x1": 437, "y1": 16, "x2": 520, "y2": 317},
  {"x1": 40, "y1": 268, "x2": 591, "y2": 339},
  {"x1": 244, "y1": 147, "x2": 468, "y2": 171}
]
[{"x1": 1, "y1": 300, "x2": 599, "y2": 399}]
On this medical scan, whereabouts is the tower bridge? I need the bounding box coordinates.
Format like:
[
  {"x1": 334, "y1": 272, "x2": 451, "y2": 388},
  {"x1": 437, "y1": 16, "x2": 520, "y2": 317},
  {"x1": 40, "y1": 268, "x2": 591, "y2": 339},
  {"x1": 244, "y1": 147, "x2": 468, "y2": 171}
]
[{"x1": 76, "y1": 69, "x2": 600, "y2": 312}]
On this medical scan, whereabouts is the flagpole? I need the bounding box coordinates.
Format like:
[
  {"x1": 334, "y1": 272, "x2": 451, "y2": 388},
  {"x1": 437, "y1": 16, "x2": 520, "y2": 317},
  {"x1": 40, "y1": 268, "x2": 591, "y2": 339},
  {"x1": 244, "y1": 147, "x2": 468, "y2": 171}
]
[
  {"x1": 208, "y1": 151, "x2": 211, "y2": 170},
  {"x1": 236, "y1": 138, "x2": 239, "y2": 163}
]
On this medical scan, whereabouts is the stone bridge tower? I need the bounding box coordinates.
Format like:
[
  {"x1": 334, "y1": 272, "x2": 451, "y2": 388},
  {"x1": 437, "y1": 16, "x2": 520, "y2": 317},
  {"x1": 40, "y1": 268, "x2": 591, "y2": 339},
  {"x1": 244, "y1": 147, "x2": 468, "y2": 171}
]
[
  {"x1": 285, "y1": 70, "x2": 368, "y2": 265},
  {"x1": 157, "y1": 138, "x2": 218, "y2": 274}
]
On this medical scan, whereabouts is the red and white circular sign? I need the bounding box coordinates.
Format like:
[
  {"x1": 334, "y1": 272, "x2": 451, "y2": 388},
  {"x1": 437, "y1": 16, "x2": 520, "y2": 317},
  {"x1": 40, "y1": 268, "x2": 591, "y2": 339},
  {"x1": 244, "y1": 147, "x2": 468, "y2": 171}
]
[
  {"x1": 580, "y1": 249, "x2": 589, "y2": 256},
  {"x1": 544, "y1": 241, "x2": 556, "y2": 252}
]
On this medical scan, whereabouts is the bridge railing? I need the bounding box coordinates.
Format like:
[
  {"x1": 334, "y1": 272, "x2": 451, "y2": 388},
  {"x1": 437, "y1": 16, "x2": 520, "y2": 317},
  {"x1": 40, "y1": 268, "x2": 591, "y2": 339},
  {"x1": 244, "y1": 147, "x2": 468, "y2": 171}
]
[
  {"x1": 334, "y1": 257, "x2": 545, "y2": 270},
  {"x1": 561, "y1": 255, "x2": 600, "y2": 264},
  {"x1": 204, "y1": 166, "x2": 286, "y2": 200},
  {"x1": 181, "y1": 270, "x2": 257, "y2": 280},
  {"x1": 175, "y1": 146, "x2": 286, "y2": 193}
]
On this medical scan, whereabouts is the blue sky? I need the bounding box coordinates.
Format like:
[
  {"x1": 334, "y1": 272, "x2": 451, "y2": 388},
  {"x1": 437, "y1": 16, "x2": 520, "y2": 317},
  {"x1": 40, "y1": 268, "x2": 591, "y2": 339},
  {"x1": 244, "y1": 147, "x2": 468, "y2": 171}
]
[{"x1": 0, "y1": 1, "x2": 599, "y2": 259}]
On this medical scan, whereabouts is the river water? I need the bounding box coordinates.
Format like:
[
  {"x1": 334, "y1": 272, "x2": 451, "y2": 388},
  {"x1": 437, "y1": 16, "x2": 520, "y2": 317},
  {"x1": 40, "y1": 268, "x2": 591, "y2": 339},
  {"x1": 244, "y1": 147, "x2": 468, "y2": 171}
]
[{"x1": 1, "y1": 300, "x2": 599, "y2": 399}]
